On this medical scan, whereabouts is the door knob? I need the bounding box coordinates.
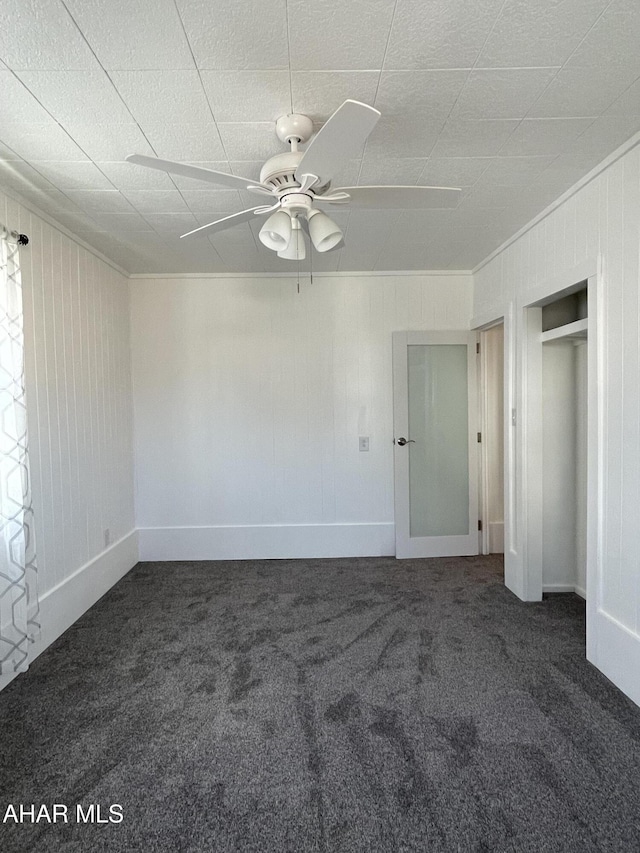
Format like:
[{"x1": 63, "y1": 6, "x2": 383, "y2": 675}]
[{"x1": 395, "y1": 437, "x2": 415, "y2": 446}]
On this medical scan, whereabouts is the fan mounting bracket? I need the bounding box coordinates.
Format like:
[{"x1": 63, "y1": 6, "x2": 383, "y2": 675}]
[{"x1": 275, "y1": 113, "x2": 314, "y2": 145}]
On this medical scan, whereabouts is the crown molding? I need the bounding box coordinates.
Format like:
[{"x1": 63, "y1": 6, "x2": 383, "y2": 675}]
[{"x1": 128, "y1": 269, "x2": 472, "y2": 280}]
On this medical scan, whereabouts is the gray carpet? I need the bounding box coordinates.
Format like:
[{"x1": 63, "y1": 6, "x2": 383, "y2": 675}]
[{"x1": 1, "y1": 556, "x2": 640, "y2": 853}]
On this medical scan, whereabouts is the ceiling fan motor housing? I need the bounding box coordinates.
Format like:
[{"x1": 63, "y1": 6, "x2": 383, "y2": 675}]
[{"x1": 259, "y1": 150, "x2": 329, "y2": 209}]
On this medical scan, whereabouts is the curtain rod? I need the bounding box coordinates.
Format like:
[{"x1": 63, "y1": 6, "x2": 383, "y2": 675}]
[{"x1": 0, "y1": 225, "x2": 29, "y2": 245}]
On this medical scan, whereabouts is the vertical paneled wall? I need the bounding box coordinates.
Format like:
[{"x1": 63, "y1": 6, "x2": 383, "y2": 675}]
[
  {"x1": 1, "y1": 188, "x2": 135, "y2": 623},
  {"x1": 472, "y1": 142, "x2": 640, "y2": 705},
  {"x1": 130, "y1": 273, "x2": 473, "y2": 559}
]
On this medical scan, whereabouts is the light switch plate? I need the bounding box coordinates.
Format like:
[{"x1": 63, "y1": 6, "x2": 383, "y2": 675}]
[{"x1": 359, "y1": 436, "x2": 370, "y2": 452}]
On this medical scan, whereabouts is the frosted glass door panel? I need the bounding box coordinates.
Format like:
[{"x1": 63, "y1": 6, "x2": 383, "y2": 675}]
[{"x1": 408, "y1": 344, "x2": 469, "y2": 537}]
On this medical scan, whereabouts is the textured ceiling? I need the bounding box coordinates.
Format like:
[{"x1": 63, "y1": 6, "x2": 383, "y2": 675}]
[{"x1": 1, "y1": 0, "x2": 640, "y2": 274}]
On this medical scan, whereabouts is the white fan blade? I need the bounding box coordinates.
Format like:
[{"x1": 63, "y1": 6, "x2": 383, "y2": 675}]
[
  {"x1": 316, "y1": 185, "x2": 462, "y2": 209},
  {"x1": 180, "y1": 207, "x2": 266, "y2": 239},
  {"x1": 126, "y1": 154, "x2": 270, "y2": 192},
  {"x1": 294, "y1": 100, "x2": 381, "y2": 185}
]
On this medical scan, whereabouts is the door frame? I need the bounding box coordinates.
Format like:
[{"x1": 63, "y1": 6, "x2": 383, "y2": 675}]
[
  {"x1": 392, "y1": 330, "x2": 479, "y2": 559},
  {"x1": 478, "y1": 320, "x2": 506, "y2": 556},
  {"x1": 520, "y1": 263, "x2": 601, "y2": 643}
]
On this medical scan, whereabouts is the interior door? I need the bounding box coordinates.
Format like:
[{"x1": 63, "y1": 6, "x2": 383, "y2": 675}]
[{"x1": 393, "y1": 331, "x2": 479, "y2": 558}]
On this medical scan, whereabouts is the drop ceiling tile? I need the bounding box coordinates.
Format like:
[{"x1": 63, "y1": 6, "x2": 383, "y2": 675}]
[
  {"x1": 167, "y1": 162, "x2": 232, "y2": 190},
  {"x1": 0, "y1": 159, "x2": 56, "y2": 193},
  {"x1": 374, "y1": 70, "x2": 469, "y2": 121},
  {"x1": 472, "y1": 156, "x2": 557, "y2": 187},
  {"x1": 386, "y1": 212, "x2": 452, "y2": 242},
  {"x1": 534, "y1": 153, "x2": 605, "y2": 186},
  {"x1": 0, "y1": 70, "x2": 59, "y2": 124},
  {"x1": 111, "y1": 71, "x2": 212, "y2": 126},
  {"x1": 63, "y1": 0, "x2": 194, "y2": 70},
  {"x1": 29, "y1": 161, "x2": 115, "y2": 190},
  {"x1": 418, "y1": 158, "x2": 492, "y2": 186},
  {"x1": 0, "y1": 123, "x2": 88, "y2": 160},
  {"x1": 237, "y1": 190, "x2": 275, "y2": 209},
  {"x1": 326, "y1": 159, "x2": 362, "y2": 188},
  {"x1": 443, "y1": 242, "x2": 491, "y2": 268},
  {"x1": 452, "y1": 69, "x2": 559, "y2": 120},
  {"x1": 476, "y1": 0, "x2": 609, "y2": 68},
  {"x1": 571, "y1": 114, "x2": 640, "y2": 156},
  {"x1": 291, "y1": 72, "x2": 379, "y2": 122},
  {"x1": 457, "y1": 185, "x2": 532, "y2": 209},
  {"x1": 89, "y1": 212, "x2": 155, "y2": 231},
  {"x1": 217, "y1": 123, "x2": 281, "y2": 161},
  {"x1": 0, "y1": 0, "x2": 100, "y2": 70},
  {"x1": 384, "y1": 0, "x2": 504, "y2": 69},
  {"x1": 61, "y1": 124, "x2": 154, "y2": 161},
  {"x1": 141, "y1": 213, "x2": 200, "y2": 232},
  {"x1": 65, "y1": 190, "x2": 135, "y2": 214},
  {"x1": 527, "y1": 67, "x2": 640, "y2": 118},
  {"x1": 447, "y1": 209, "x2": 509, "y2": 228},
  {"x1": 16, "y1": 71, "x2": 133, "y2": 125},
  {"x1": 8, "y1": 187, "x2": 81, "y2": 215},
  {"x1": 607, "y1": 78, "x2": 640, "y2": 116},
  {"x1": 358, "y1": 156, "x2": 427, "y2": 185},
  {"x1": 0, "y1": 141, "x2": 21, "y2": 160},
  {"x1": 53, "y1": 213, "x2": 103, "y2": 233},
  {"x1": 430, "y1": 120, "x2": 519, "y2": 158},
  {"x1": 393, "y1": 209, "x2": 458, "y2": 229},
  {"x1": 174, "y1": 0, "x2": 289, "y2": 70},
  {"x1": 364, "y1": 118, "x2": 445, "y2": 158},
  {"x1": 97, "y1": 161, "x2": 176, "y2": 190},
  {"x1": 142, "y1": 124, "x2": 226, "y2": 161},
  {"x1": 180, "y1": 189, "x2": 243, "y2": 213},
  {"x1": 498, "y1": 118, "x2": 595, "y2": 156},
  {"x1": 201, "y1": 72, "x2": 291, "y2": 122},
  {"x1": 288, "y1": 0, "x2": 395, "y2": 70},
  {"x1": 229, "y1": 161, "x2": 265, "y2": 182},
  {"x1": 566, "y1": 0, "x2": 640, "y2": 74},
  {"x1": 121, "y1": 190, "x2": 190, "y2": 213}
]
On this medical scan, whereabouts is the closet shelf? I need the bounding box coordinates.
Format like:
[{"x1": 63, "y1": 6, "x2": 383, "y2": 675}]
[{"x1": 541, "y1": 318, "x2": 588, "y2": 343}]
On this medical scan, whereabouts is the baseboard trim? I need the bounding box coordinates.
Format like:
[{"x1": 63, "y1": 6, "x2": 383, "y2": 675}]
[
  {"x1": 542, "y1": 583, "x2": 588, "y2": 600},
  {"x1": 593, "y1": 609, "x2": 640, "y2": 707},
  {"x1": 0, "y1": 530, "x2": 139, "y2": 693},
  {"x1": 138, "y1": 523, "x2": 395, "y2": 561},
  {"x1": 543, "y1": 583, "x2": 578, "y2": 594}
]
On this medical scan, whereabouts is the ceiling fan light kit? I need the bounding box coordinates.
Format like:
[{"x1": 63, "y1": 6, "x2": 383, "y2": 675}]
[
  {"x1": 258, "y1": 209, "x2": 292, "y2": 251},
  {"x1": 277, "y1": 217, "x2": 306, "y2": 260},
  {"x1": 307, "y1": 209, "x2": 343, "y2": 253},
  {"x1": 126, "y1": 100, "x2": 462, "y2": 261}
]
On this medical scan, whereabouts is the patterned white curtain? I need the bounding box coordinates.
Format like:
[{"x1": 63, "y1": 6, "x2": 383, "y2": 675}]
[{"x1": 0, "y1": 229, "x2": 39, "y2": 674}]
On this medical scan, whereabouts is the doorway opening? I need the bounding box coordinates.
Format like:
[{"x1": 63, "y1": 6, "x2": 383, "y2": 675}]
[{"x1": 479, "y1": 323, "x2": 505, "y2": 557}]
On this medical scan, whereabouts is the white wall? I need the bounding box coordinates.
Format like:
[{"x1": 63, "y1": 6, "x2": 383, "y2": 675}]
[
  {"x1": 472, "y1": 137, "x2": 640, "y2": 706},
  {"x1": 542, "y1": 341, "x2": 577, "y2": 591},
  {"x1": 0, "y1": 187, "x2": 137, "y2": 690},
  {"x1": 130, "y1": 273, "x2": 473, "y2": 560}
]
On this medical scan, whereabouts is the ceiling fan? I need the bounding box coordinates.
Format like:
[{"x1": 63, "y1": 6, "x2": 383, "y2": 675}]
[{"x1": 126, "y1": 100, "x2": 461, "y2": 260}]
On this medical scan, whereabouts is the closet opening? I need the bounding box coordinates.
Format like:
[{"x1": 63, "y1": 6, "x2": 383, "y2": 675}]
[
  {"x1": 540, "y1": 284, "x2": 588, "y2": 599},
  {"x1": 525, "y1": 280, "x2": 588, "y2": 605}
]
